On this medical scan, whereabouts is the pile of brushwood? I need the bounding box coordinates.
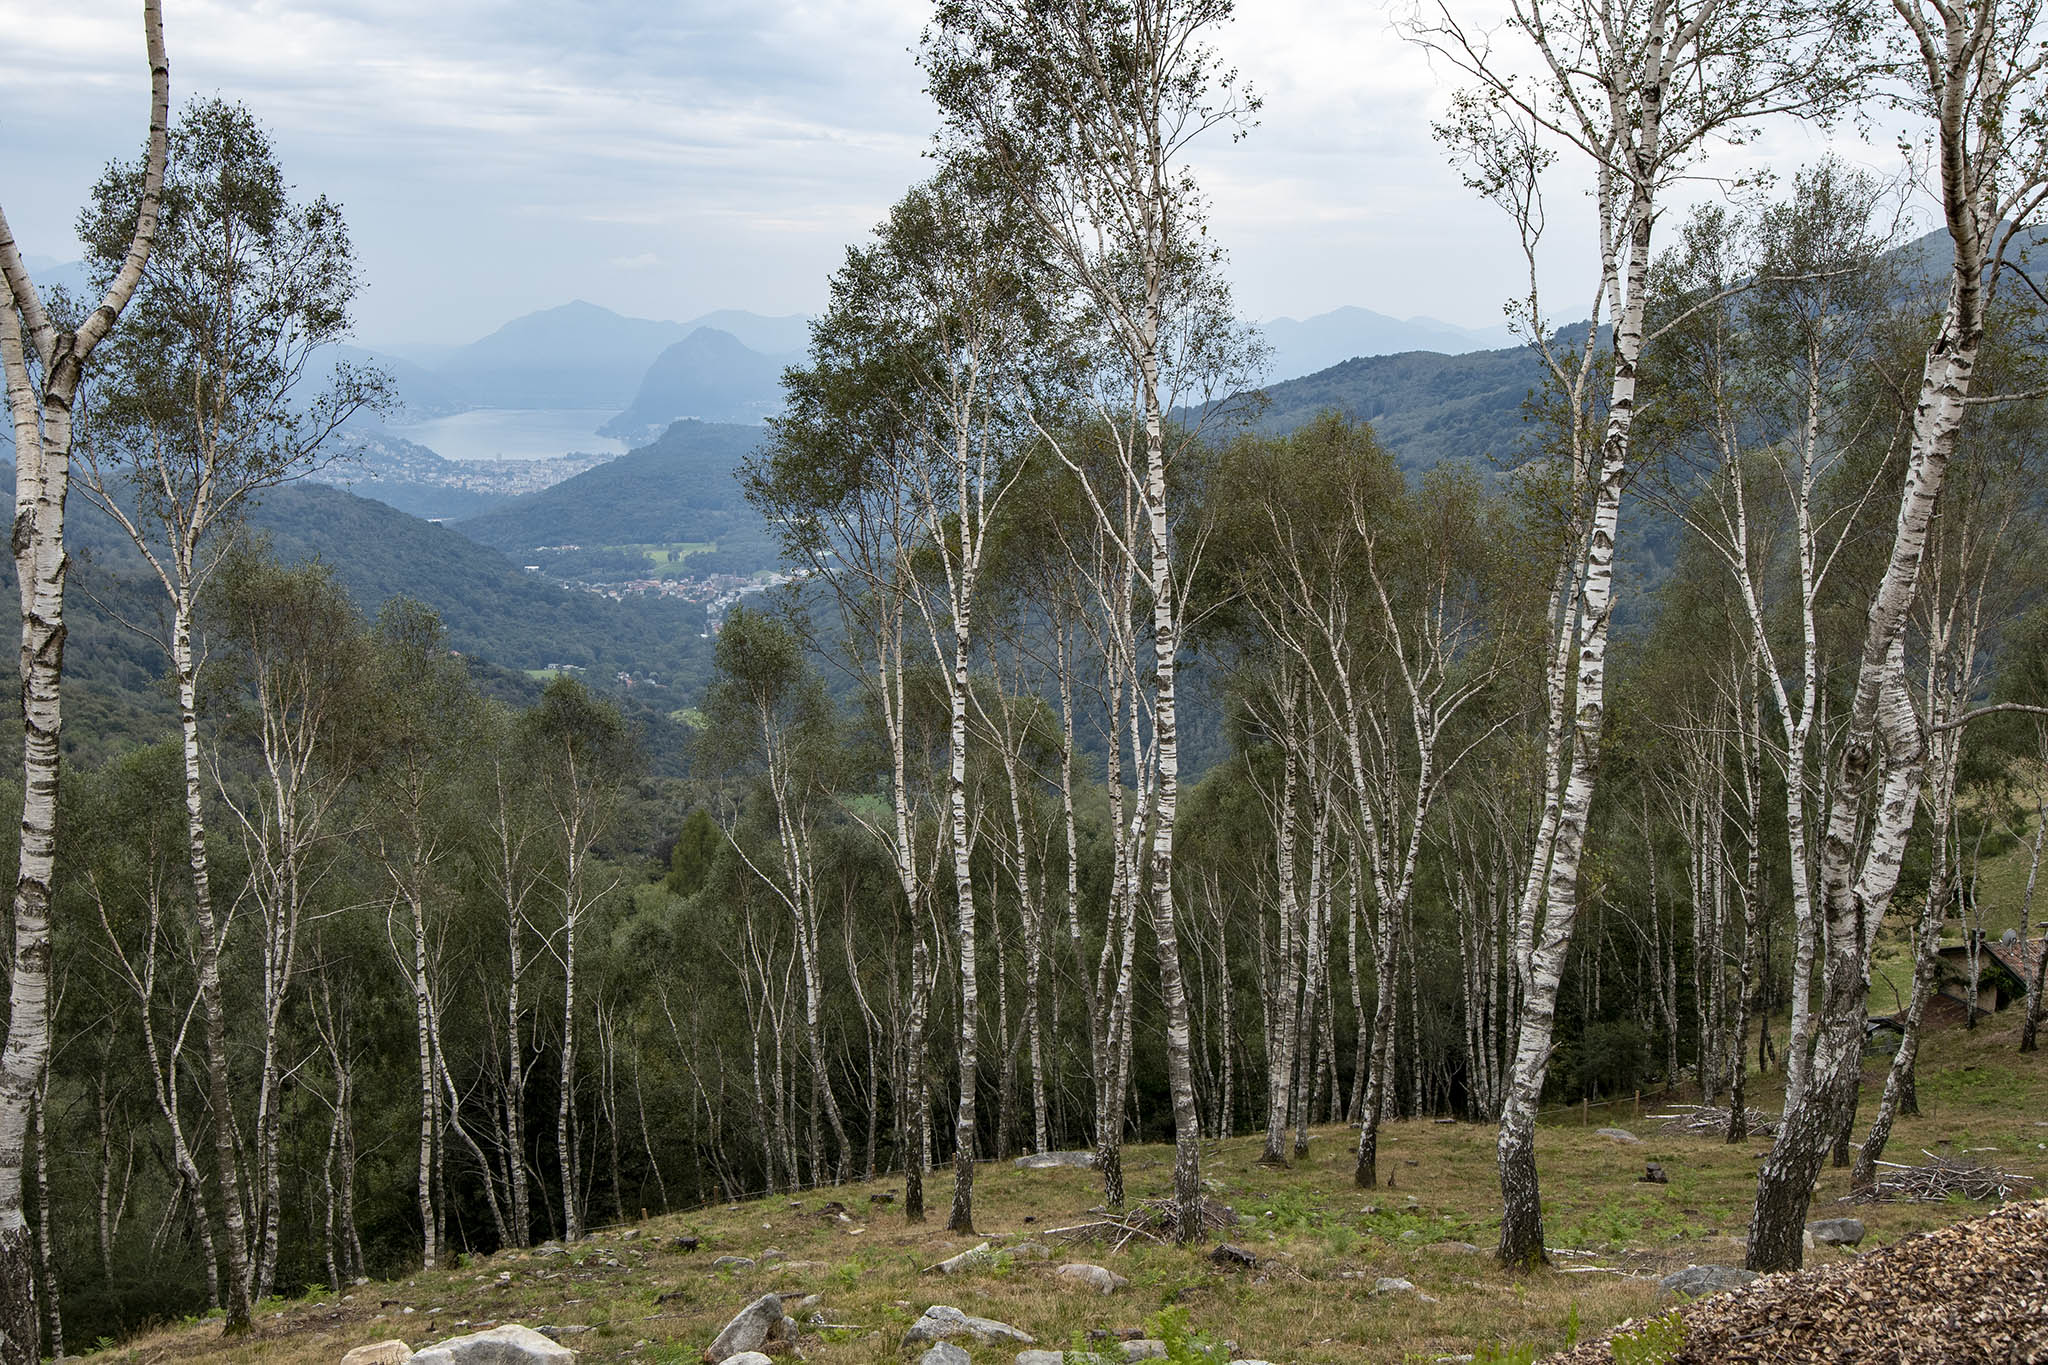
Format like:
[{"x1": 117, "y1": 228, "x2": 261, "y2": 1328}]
[{"x1": 1546, "y1": 1199, "x2": 2048, "y2": 1364}]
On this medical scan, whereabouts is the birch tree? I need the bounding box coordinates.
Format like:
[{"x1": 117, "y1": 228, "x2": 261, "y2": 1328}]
[
  {"x1": 924, "y1": 0, "x2": 1260, "y2": 1241},
  {"x1": 69, "y1": 95, "x2": 380, "y2": 1315},
  {"x1": 1418, "y1": 0, "x2": 1869, "y2": 1266},
  {"x1": 0, "y1": 6, "x2": 167, "y2": 1353},
  {"x1": 1745, "y1": 0, "x2": 2048, "y2": 1269}
]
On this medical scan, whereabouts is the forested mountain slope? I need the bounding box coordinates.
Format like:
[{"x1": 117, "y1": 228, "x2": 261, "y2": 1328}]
[
  {"x1": 0, "y1": 463, "x2": 710, "y2": 768},
  {"x1": 453, "y1": 418, "x2": 777, "y2": 572}
]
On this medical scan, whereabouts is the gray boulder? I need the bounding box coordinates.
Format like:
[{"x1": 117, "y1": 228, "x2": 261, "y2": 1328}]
[
  {"x1": 1018, "y1": 1354, "x2": 1106, "y2": 1365},
  {"x1": 723, "y1": 1356, "x2": 774, "y2": 1365},
  {"x1": 920, "y1": 1346, "x2": 972, "y2": 1365},
  {"x1": 704, "y1": 1293, "x2": 784, "y2": 1363},
  {"x1": 410, "y1": 1325, "x2": 576, "y2": 1365},
  {"x1": 1013, "y1": 1149, "x2": 1098, "y2": 1169},
  {"x1": 341, "y1": 1343, "x2": 415, "y2": 1365},
  {"x1": 1055, "y1": 1262, "x2": 1130, "y2": 1294},
  {"x1": 931, "y1": 1241, "x2": 993, "y2": 1275},
  {"x1": 1122, "y1": 1342, "x2": 1167, "y2": 1362},
  {"x1": 1375, "y1": 1277, "x2": 1418, "y2": 1294},
  {"x1": 1596, "y1": 1127, "x2": 1642, "y2": 1145},
  {"x1": 1659, "y1": 1264, "x2": 1759, "y2": 1297},
  {"x1": 711, "y1": 1255, "x2": 756, "y2": 1272},
  {"x1": 902, "y1": 1305, "x2": 1036, "y2": 1349},
  {"x1": 1807, "y1": 1217, "x2": 1866, "y2": 1247},
  {"x1": 1430, "y1": 1240, "x2": 1483, "y2": 1254}
]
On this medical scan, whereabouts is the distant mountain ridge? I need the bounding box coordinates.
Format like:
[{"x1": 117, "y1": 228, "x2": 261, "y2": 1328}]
[{"x1": 1259, "y1": 306, "x2": 1519, "y2": 378}]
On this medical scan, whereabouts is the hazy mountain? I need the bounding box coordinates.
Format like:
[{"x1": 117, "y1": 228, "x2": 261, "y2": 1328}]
[
  {"x1": 678, "y1": 309, "x2": 809, "y2": 357},
  {"x1": 454, "y1": 419, "x2": 775, "y2": 572},
  {"x1": 331, "y1": 344, "x2": 468, "y2": 419},
  {"x1": 1260, "y1": 306, "x2": 1519, "y2": 380},
  {"x1": 430, "y1": 300, "x2": 691, "y2": 409},
  {"x1": 598, "y1": 328, "x2": 786, "y2": 440}
]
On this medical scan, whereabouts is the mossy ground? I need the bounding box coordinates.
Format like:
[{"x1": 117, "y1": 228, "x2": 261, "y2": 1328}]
[{"x1": 88, "y1": 1016, "x2": 2047, "y2": 1365}]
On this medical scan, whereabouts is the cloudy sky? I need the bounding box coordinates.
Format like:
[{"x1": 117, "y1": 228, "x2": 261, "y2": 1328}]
[{"x1": 2, "y1": 0, "x2": 1898, "y2": 350}]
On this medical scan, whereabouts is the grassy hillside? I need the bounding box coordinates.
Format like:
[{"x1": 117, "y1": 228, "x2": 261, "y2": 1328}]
[
  {"x1": 454, "y1": 420, "x2": 777, "y2": 573},
  {"x1": 85, "y1": 1019, "x2": 2048, "y2": 1365}
]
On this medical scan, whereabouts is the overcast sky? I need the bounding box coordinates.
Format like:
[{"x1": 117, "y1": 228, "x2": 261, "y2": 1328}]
[{"x1": 2, "y1": 1, "x2": 1905, "y2": 349}]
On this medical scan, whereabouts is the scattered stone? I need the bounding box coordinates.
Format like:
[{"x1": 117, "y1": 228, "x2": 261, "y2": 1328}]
[
  {"x1": 410, "y1": 1324, "x2": 576, "y2": 1365},
  {"x1": 1007, "y1": 1240, "x2": 1052, "y2": 1261},
  {"x1": 1013, "y1": 1149, "x2": 1098, "y2": 1169},
  {"x1": 340, "y1": 1342, "x2": 414, "y2": 1365},
  {"x1": 1430, "y1": 1240, "x2": 1483, "y2": 1254},
  {"x1": 535, "y1": 1243, "x2": 566, "y2": 1258},
  {"x1": 1807, "y1": 1217, "x2": 1866, "y2": 1247},
  {"x1": 1055, "y1": 1262, "x2": 1129, "y2": 1294},
  {"x1": 870, "y1": 1192, "x2": 896, "y2": 1205},
  {"x1": 919, "y1": 1345, "x2": 971, "y2": 1365},
  {"x1": 1659, "y1": 1264, "x2": 1760, "y2": 1297},
  {"x1": 1017, "y1": 1353, "x2": 1088, "y2": 1365},
  {"x1": 722, "y1": 1356, "x2": 773, "y2": 1365},
  {"x1": 1122, "y1": 1341, "x2": 1167, "y2": 1361},
  {"x1": 704, "y1": 1293, "x2": 785, "y2": 1363},
  {"x1": 758, "y1": 1248, "x2": 784, "y2": 1266},
  {"x1": 901, "y1": 1305, "x2": 1035, "y2": 1349},
  {"x1": 1209, "y1": 1242, "x2": 1258, "y2": 1269},
  {"x1": 711, "y1": 1256, "x2": 756, "y2": 1272},
  {"x1": 1597, "y1": 1127, "x2": 1642, "y2": 1145},
  {"x1": 1641, "y1": 1162, "x2": 1669, "y2": 1184},
  {"x1": 537, "y1": 1326, "x2": 593, "y2": 1341},
  {"x1": 928, "y1": 1241, "x2": 993, "y2": 1275},
  {"x1": 1375, "y1": 1277, "x2": 1419, "y2": 1295}
]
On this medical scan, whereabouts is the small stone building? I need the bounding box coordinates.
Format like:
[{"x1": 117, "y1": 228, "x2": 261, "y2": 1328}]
[{"x1": 1934, "y1": 930, "x2": 2046, "y2": 1015}]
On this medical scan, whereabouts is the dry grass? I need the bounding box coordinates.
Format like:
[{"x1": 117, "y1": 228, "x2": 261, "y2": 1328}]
[{"x1": 87, "y1": 1017, "x2": 2048, "y2": 1365}]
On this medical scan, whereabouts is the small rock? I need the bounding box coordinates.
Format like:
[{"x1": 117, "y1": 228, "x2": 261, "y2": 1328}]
[
  {"x1": 1055, "y1": 1262, "x2": 1129, "y2": 1294},
  {"x1": 1123, "y1": 1342, "x2": 1168, "y2": 1361},
  {"x1": 1597, "y1": 1127, "x2": 1642, "y2": 1144},
  {"x1": 1807, "y1": 1217, "x2": 1866, "y2": 1247},
  {"x1": 1209, "y1": 1242, "x2": 1258, "y2": 1269},
  {"x1": 1019, "y1": 1354, "x2": 1104, "y2": 1365},
  {"x1": 410, "y1": 1325, "x2": 576, "y2": 1365},
  {"x1": 870, "y1": 1192, "x2": 896, "y2": 1205},
  {"x1": 704, "y1": 1292, "x2": 784, "y2": 1362},
  {"x1": 1659, "y1": 1264, "x2": 1760, "y2": 1297},
  {"x1": 920, "y1": 1346, "x2": 972, "y2": 1365},
  {"x1": 537, "y1": 1325, "x2": 593, "y2": 1341},
  {"x1": 711, "y1": 1256, "x2": 756, "y2": 1272},
  {"x1": 340, "y1": 1342, "x2": 414, "y2": 1365},
  {"x1": 1007, "y1": 1240, "x2": 1052, "y2": 1261},
  {"x1": 930, "y1": 1241, "x2": 993, "y2": 1275},
  {"x1": 1641, "y1": 1162, "x2": 1669, "y2": 1184},
  {"x1": 901, "y1": 1305, "x2": 1035, "y2": 1348},
  {"x1": 757, "y1": 1248, "x2": 783, "y2": 1266},
  {"x1": 1430, "y1": 1240, "x2": 1483, "y2": 1254},
  {"x1": 1375, "y1": 1277, "x2": 1418, "y2": 1294},
  {"x1": 723, "y1": 1356, "x2": 773, "y2": 1365}
]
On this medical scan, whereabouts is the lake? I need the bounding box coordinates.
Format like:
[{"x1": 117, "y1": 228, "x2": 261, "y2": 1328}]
[{"x1": 388, "y1": 408, "x2": 630, "y2": 463}]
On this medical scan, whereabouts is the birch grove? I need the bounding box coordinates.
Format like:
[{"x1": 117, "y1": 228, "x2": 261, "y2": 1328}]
[{"x1": 12, "y1": 0, "x2": 2048, "y2": 1354}]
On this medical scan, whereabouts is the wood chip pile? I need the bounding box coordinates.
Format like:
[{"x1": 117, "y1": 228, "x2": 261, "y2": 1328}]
[
  {"x1": 1544, "y1": 1199, "x2": 2048, "y2": 1363},
  {"x1": 1846, "y1": 1153, "x2": 2036, "y2": 1203}
]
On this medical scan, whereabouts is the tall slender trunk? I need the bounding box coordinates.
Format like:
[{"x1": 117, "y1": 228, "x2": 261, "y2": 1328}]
[
  {"x1": 1498, "y1": 157, "x2": 1654, "y2": 1268},
  {"x1": 946, "y1": 615, "x2": 980, "y2": 1232}
]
